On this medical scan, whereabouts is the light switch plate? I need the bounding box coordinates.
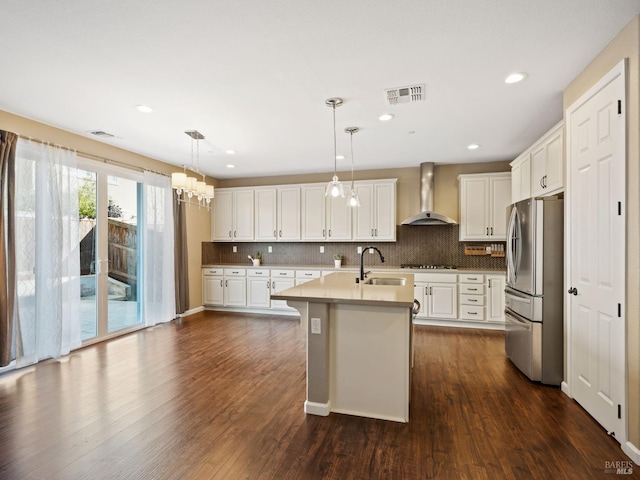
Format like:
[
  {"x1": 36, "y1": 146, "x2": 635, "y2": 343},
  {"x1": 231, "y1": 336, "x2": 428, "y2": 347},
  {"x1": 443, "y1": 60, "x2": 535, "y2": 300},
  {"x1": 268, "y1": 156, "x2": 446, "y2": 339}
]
[
  {"x1": 357, "y1": 246, "x2": 362, "y2": 254},
  {"x1": 310, "y1": 317, "x2": 321, "y2": 334},
  {"x1": 233, "y1": 245, "x2": 237, "y2": 253},
  {"x1": 268, "y1": 246, "x2": 272, "y2": 253},
  {"x1": 320, "y1": 246, "x2": 324, "y2": 253}
]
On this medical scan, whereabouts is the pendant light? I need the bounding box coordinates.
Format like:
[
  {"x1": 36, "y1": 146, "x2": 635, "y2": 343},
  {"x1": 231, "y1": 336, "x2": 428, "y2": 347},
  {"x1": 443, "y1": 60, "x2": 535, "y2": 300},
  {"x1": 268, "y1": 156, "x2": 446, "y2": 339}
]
[
  {"x1": 345, "y1": 126, "x2": 360, "y2": 207},
  {"x1": 171, "y1": 130, "x2": 215, "y2": 209},
  {"x1": 324, "y1": 98, "x2": 345, "y2": 198}
]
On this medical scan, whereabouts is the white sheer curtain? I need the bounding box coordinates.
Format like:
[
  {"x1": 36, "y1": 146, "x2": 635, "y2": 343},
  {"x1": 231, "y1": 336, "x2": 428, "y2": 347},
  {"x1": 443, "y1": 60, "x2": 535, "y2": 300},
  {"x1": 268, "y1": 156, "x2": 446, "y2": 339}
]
[
  {"x1": 14, "y1": 139, "x2": 81, "y2": 366},
  {"x1": 142, "y1": 171, "x2": 176, "y2": 326}
]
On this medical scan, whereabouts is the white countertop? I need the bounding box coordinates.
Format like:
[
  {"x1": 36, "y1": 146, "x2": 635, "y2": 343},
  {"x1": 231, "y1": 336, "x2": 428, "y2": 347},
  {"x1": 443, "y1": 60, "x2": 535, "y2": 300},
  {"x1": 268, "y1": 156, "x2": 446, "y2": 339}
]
[
  {"x1": 270, "y1": 272, "x2": 415, "y2": 308},
  {"x1": 202, "y1": 264, "x2": 505, "y2": 274}
]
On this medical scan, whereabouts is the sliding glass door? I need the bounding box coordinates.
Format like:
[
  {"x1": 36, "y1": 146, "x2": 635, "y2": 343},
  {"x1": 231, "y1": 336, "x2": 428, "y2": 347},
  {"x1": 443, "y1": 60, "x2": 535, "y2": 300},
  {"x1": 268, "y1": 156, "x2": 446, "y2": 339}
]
[{"x1": 78, "y1": 161, "x2": 142, "y2": 342}]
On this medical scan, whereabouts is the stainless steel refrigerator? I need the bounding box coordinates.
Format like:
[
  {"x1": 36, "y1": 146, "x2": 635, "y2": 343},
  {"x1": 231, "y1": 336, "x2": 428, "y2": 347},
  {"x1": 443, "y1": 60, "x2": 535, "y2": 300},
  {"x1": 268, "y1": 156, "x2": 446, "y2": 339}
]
[{"x1": 505, "y1": 196, "x2": 564, "y2": 385}]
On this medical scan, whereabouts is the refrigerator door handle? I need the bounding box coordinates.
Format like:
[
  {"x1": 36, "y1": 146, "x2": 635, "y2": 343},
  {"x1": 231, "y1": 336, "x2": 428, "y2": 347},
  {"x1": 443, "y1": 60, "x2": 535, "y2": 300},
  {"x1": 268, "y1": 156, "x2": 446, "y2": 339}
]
[{"x1": 506, "y1": 206, "x2": 518, "y2": 285}]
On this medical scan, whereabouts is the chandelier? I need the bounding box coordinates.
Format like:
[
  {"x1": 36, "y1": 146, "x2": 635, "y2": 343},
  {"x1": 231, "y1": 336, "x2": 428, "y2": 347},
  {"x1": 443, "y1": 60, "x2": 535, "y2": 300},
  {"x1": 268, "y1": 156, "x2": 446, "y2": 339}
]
[{"x1": 171, "y1": 130, "x2": 214, "y2": 209}]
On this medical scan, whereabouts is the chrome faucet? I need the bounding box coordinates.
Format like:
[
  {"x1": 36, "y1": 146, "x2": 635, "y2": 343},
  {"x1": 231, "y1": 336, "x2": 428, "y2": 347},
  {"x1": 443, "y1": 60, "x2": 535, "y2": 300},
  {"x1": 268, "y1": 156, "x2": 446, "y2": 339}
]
[{"x1": 360, "y1": 246, "x2": 385, "y2": 281}]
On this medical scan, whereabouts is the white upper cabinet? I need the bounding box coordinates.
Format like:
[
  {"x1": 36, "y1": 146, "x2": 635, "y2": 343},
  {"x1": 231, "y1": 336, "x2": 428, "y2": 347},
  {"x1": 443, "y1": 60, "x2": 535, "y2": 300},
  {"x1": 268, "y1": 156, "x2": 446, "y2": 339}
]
[
  {"x1": 212, "y1": 179, "x2": 395, "y2": 242},
  {"x1": 254, "y1": 188, "x2": 278, "y2": 241},
  {"x1": 212, "y1": 189, "x2": 254, "y2": 241},
  {"x1": 511, "y1": 121, "x2": 564, "y2": 202},
  {"x1": 530, "y1": 122, "x2": 564, "y2": 197},
  {"x1": 301, "y1": 185, "x2": 326, "y2": 240},
  {"x1": 459, "y1": 172, "x2": 511, "y2": 241},
  {"x1": 510, "y1": 154, "x2": 531, "y2": 203},
  {"x1": 277, "y1": 186, "x2": 301, "y2": 241},
  {"x1": 353, "y1": 180, "x2": 396, "y2": 241},
  {"x1": 254, "y1": 186, "x2": 301, "y2": 242}
]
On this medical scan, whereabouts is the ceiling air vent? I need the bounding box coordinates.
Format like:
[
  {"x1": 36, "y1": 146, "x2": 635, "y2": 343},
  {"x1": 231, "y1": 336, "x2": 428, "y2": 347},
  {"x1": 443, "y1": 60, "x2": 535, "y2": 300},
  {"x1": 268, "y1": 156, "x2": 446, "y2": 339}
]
[
  {"x1": 88, "y1": 130, "x2": 115, "y2": 138},
  {"x1": 385, "y1": 84, "x2": 425, "y2": 105}
]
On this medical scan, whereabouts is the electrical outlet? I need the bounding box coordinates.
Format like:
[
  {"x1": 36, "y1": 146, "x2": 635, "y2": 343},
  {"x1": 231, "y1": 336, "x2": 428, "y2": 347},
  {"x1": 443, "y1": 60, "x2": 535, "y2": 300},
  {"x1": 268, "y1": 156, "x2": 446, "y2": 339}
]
[
  {"x1": 268, "y1": 246, "x2": 273, "y2": 253},
  {"x1": 311, "y1": 317, "x2": 321, "y2": 334},
  {"x1": 320, "y1": 246, "x2": 324, "y2": 253},
  {"x1": 357, "y1": 246, "x2": 362, "y2": 254},
  {"x1": 233, "y1": 245, "x2": 237, "y2": 253}
]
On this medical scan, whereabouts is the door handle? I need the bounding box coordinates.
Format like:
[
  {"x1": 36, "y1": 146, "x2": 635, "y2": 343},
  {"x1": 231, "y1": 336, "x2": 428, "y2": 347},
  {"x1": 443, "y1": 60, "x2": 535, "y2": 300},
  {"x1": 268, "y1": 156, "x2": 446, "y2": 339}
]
[
  {"x1": 490, "y1": 227, "x2": 493, "y2": 235},
  {"x1": 279, "y1": 230, "x2": 282, "y2": 237},
  {"x1": 486, "y1": 227, "x2": 489, "y2": 235},
  {"x1": 568, "y1": 287, "x2": 578, "y2": 295}
]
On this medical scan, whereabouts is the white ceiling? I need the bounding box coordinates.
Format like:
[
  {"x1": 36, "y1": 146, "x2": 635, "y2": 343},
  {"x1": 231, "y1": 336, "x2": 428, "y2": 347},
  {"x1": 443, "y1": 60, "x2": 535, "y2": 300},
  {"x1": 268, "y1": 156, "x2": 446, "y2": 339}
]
[{"x1": 1, "y1": 0, "x2": 639, "y2": 179}]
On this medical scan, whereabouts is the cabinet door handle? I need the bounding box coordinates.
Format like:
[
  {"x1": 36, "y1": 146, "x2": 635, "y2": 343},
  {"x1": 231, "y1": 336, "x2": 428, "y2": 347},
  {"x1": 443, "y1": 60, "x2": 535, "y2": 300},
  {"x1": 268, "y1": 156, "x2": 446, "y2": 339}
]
[
  {"x1": 468, "y1": 288, "x2": 478, "y2": 291},
  {"x1": 468, "y1": 311, "x2": 478, "y2": 315},
  {"x1": 274, "y1": 230, "x2": 277, "y2": 238},
  {"x1": 272, "y1": 281, "x2": 276, "y2": 289},
  {"x1": 488, "y1": 279, "x2": 492, "y2": 288},
  {"x1": 544, "y1": 175, "x2": 548, "y2": 188},
  {"x1": 371, "y1": 229, "x2": 374, "y2": 237},
  {"x1": 228, "y1": 230, "x2": 232, "y2": 238},
  {"x1": 375, "y1": 228, "x2": 378, "y2": 236},
  {"x1": 469, "y1": 299, "x2": 478, "y2": 302},
  {"x1": 486, "y1": 227, "x2": 489, "y2": 235},
  {"x1": 323, "y1": 229, "x2": 325, "y2": 237},
  {"x1": 220, "y1": 280, "x2": 223, "y2": 287},
  {"x1": 225, "y1": 280, "x2": 228, "y2": 287},
  {"x1": 468, "y1": 277, "x2": 477, "y2": 281},
  {"x1": 329, "y1": 229, "x2": 332, "y2": 237},
  {"x1": 425, "y1": 286, "x2": 428, "y2": 296},
  {"x1": 490, "y1": 227, "x2": 493, "y2": 235},
  {"x1": 279, "y1": 230, "x2": 282, "y2": 237},
  {"x1": 540, "y1": 177, "x2": 545, "y2": 188},
  {"x1": 234, "y1": 231, "x2": 237, "y2": 238},
  {"x1": 267, "y1": 281, "x2": 270, "y2": 289}
]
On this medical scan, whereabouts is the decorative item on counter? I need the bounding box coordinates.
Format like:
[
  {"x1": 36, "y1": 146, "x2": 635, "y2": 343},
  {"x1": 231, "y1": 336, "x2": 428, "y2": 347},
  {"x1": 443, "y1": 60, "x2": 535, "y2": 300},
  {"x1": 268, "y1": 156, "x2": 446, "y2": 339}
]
[
  {"x1": 334, "y1": 254, "x2": 343, "y2": 268},
  {"x1": 464, "y1": 244, "x2": 506, "y2": 257},
  {"x1": 248, "y1": 252, "x2": 262, "y2": 266}
]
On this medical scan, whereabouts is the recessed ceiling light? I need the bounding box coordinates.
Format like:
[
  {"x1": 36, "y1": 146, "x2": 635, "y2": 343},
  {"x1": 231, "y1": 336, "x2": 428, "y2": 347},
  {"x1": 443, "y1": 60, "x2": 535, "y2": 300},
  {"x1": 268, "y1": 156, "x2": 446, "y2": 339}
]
[
  {"x1": 135, "y1": 104, "x2": 153, "y2": 113},
  {"x1": 379, "y1": 114, "x2": 394, "y2": 122},
  {"x1": 408, "y1": 130, "x2": 416, "y2": 135},
  {"x1": 504, "y1": 72, "x2": 527, "y2": 84},
  {"x1": 226, "y1": 164, "x2": 235, "y2": 169},
  {"x1": 225, "y1": 149, "x2": 236, "y2": 155},
  {"x1": 467, "y1": 143, "x2": 481, "y2": 150},
  {"x1": 336, "y1": 155, "x2": 345, "y2": 160}
]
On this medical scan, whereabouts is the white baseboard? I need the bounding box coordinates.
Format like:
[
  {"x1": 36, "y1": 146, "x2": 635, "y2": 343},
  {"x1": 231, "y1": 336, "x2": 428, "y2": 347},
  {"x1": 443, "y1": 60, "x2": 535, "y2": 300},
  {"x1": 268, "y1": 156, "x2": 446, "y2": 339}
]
[
  {"x1": 203, "y1": 306, "x2": 300, "y2": 317},
  {"x1": 623, "y1": 441, "x2": 640, "y2": 466},
  {"x1": 413, "y1": 318, "x2": 505, "y2": 331},
  {"x1": 561, "y1": 381, "x2": 572, "y2": 398},
  {"x1": 304, "y1": 401, "x2": 330, "y2": 416},
  {"x1": 177, "y1": 306, "x2": 205, "y2": 317}
]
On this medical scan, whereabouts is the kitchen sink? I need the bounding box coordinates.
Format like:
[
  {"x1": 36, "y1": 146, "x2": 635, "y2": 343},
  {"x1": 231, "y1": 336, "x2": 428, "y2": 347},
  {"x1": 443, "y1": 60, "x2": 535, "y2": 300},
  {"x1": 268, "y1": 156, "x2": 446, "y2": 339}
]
[{"x1": 363, "y1": 277, "x2": 406, "y2": 286}]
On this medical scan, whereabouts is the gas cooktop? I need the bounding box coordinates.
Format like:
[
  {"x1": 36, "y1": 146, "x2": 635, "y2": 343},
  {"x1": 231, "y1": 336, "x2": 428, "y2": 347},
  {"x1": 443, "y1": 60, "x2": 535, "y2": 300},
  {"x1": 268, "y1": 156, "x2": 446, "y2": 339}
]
[{"x1": 400, "y1": 264, "x2": 457, "y2": 270}]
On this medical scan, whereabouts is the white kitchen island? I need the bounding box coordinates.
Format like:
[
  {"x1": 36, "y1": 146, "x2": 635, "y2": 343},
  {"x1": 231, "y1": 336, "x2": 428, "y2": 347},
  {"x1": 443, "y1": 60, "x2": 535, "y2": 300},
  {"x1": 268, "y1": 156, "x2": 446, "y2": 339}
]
[{"x1": 271, "y1": 271, "x2": 415, "y2": 423}]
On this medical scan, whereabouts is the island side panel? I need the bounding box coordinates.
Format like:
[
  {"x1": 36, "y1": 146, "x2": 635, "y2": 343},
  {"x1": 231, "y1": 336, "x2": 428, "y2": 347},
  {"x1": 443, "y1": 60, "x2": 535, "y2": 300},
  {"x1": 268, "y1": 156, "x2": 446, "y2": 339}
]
[
  {"x1": 329, "y1": 303, "x2": 411, "y2": 423},
  {"x1": 305, "y1": 302, "x2": 331, "y2": 416}
]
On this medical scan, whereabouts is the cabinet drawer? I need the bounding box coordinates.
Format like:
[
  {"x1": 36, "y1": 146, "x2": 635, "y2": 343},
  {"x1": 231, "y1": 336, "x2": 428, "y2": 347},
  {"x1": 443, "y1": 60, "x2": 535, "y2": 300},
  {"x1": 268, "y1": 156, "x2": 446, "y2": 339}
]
[
  {"x1": 459, "y1": 305, "x2": 486, "y2": 320},
  {"x1": 248, "y1": 268, "x2": 270, "y2": 277},
  {"x1": 460, "y1": 294, "x2": 485, "y2": 306},
  {"x1": 460, "y1": 284, "x2": 484, "y2": 295},
  {"x1": 459, "y1": 274, "x2": 484, "y2": 284},
  {"x1": 414, "y1": 273, "x2": 457, "y2": 283},
  {"x1": 296, "y1": 270, "x2": 321, "y2": 279},
  {"x1": 271, "y1": 269, "x2": 295, "y2": 278},
  {"x1": 202, "y1": 268, "x2": 223, "y2": 276},
  {"x1": 224, "y1": 268, "x2": 246, "y2": 277}
]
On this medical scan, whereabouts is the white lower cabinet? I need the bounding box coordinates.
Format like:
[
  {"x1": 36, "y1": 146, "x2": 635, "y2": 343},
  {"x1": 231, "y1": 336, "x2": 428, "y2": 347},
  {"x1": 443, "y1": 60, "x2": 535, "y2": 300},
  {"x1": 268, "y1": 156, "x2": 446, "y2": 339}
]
[
  {"x1": 202, "y1": 268, "x2": 246, "y2": 307},
  {"x1": 270, "y1": 269, "x2": 295, "y2": 310},
  {"x1": 247, "y1": 269, "x2": 271, "y2": 308},
  {"x1": 414, "y1": 273, "x2": 458, "y2": 320},
  {"x1": 486, "y1": 274, "x2": 506, "y2": 323},
  {"x1": 456, "y1": 273, "x2": 506, "y2": 325},
  {"x1": 203, "y1": 268, "x2": 224, "y2": 306},
  {"x1": 458, "y1": 273, "x2": 486, "y2": 321}
]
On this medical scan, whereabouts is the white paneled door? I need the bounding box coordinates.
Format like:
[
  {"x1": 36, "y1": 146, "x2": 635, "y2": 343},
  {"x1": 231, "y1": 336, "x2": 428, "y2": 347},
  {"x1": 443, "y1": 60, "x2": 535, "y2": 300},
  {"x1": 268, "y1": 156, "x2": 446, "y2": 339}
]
[{"x1": 566, "y1": 61, "x2": 625, "y2": 440}]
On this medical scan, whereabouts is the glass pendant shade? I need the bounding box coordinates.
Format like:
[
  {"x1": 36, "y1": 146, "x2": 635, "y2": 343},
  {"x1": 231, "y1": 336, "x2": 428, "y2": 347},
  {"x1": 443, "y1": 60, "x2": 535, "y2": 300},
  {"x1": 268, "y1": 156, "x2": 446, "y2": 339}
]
[
  {"x1": 325, "y1": 175, "x2": 345, "y2": 198},
  {"x1": 347, "y1": 188, "x2": 360, "y2": 207}
]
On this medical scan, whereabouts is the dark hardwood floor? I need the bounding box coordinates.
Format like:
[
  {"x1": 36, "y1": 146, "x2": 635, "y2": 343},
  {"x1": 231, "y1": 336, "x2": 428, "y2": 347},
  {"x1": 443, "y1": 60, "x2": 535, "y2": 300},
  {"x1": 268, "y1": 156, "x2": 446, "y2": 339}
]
[{"x1": 0, "y1": 311, "x2": 636, "y2": 479}]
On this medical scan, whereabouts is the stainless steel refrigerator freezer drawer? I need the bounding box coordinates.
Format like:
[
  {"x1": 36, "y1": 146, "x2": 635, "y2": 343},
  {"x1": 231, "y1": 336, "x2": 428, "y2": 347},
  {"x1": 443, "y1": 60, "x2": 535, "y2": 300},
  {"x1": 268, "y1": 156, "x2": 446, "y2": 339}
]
[
  {"x1": 505, "y1": 287, "x2": 542, "y2": 322},
  {"x1": 505, "y1": 309, "x2": 542, "y2": 381}
]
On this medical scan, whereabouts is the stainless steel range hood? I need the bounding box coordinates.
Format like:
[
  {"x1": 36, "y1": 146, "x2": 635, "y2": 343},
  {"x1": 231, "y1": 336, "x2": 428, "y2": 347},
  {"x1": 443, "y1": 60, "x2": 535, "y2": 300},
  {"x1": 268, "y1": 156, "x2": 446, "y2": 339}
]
[{"x1": 401, "y1": 162, "x2": 457, "y2": 225}]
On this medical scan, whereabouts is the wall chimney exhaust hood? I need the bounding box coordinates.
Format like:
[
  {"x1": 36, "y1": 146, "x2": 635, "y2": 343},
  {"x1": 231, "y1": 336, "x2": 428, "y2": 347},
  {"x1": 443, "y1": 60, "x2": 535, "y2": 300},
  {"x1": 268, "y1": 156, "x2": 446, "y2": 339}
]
[{"x1": 401, "y1": 162, "x2": 457, "y2": 225}]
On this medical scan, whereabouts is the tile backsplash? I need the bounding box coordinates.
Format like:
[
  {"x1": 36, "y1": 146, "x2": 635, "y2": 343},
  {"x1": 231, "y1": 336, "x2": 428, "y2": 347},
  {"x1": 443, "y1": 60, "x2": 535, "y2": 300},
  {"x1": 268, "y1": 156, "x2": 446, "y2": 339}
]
[{"x1": 202, "y1": 225, "x2": 506, "y2": 270}]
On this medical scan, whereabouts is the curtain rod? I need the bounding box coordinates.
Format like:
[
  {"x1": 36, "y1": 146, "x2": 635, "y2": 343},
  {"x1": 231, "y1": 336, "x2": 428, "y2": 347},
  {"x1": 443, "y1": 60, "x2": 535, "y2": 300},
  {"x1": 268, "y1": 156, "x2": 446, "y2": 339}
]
[{"x1": 17, "y1": 134, "x2": 170, "y2": 178}]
